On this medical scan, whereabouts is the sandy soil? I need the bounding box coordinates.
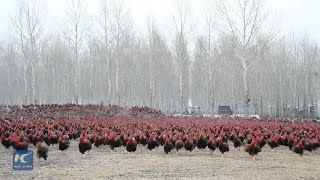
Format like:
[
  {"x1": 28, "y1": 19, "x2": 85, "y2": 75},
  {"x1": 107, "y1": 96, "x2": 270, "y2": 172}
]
[{"x1": 1, "y1": 141, "x2": 320, "y2": 180}]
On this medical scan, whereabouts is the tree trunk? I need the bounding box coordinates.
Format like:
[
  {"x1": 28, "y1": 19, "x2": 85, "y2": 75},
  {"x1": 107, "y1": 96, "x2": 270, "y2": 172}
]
[
  {"x1": 179, "y1": 73, "x2": 184, "y2": 115},
  {"x1": 149, "y1": 55, "x2": 154, "y2": 108},
  {"x1": 31, "y1": 65, "x2": 36, "y2": 104},
  {"x1": 243, "y1": 68, "x2": 250, "y2": 118},
  {"x1": 7, "y1": 67, "x2": 12, "y2": 105},
  {"x1": 74, "y1": 63, "x2": 79, "y2": 104},
  {"x1": 115, "y1": 50, "x2": 120, "y2": 105},
  {"x1": 106, "y1": 70, "x2": 112, "y2": 105}
]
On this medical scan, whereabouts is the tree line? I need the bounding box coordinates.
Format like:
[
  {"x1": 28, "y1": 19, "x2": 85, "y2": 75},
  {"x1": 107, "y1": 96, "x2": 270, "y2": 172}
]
[{"x1": 0, "y1": 0, "x2": 319, "y2": 117}]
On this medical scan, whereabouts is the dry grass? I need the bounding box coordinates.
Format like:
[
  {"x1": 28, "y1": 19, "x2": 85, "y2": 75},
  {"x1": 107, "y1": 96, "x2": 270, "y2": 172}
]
[{"x1": 1, "y1": 141, "x2": 320, "y2": 180}]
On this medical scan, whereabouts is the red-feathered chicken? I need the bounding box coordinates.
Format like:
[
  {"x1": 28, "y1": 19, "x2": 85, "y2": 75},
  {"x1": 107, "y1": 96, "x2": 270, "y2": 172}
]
[
  {"x1": 139, "y1": 134, "x2": 148, "y2": 146},
  {"x1": 207, "y1": 137, "x2": 216, "y2": 155},
  {"x1": 58, "y1": 133, "x2": 70, "y2": 151},
  {"x1": 78, "y1": 133, "x2": 92, "y2": 157},
  {"x1": 101, "y1": 133, "x2": 108, "y2": 145},
  {"x1": 267, "y1": 136, "x2": 279, "y2": 150},
  {"x1": 134, "y1": 132, "x2": 140, "y2": 145},
  {"x1": 288, "y1": 134, "x2": 295, "y2": 150},
  {"x1": 108, "y1": 133, "x2": 123, "y2": 150},
  {"x1": 245, "y1": 138, "x2": 261, "y2": 160},
  {"x1": 291, "y1": 139, "x2": 304, "y2": 159},
  {"x1": 303, "y1": 138, "x2": 315, "y2": 155},
  {"x1": 94, "y1": 134, "x2": 104, "y2": 148},
  {"x1": 257, "y1": 136, "x2": 266, "y2": 149},
  {"x1": 196, "y1": 132, "x2": 208, "y2": 150},
  {"x1": 87, "y1": 134, "x2": 95, "y2": 144},
  {"x1": 279, "y1": 134, "x2": 289, "y2": 146},
  {"x1": 147, "y1": 136, "x2": 159, "y2": 151},
  {"x1": 216, "y1": 137, "x2": 229, "y2": 157},
  {"x1": 1, "y1": 133, "x2": 11, "y2": 149},
  {"x1": 32, "y1": 132, "x2": 42, "y2": 147},
  {"x1": 184, "y1": 136, "x2": 196, "y2": 152},
  {"x1": 43, "y1": 133, "x2": 50, "y2": 146},
  {"x1": 122, "y1": 134, "x2": 129, "y2": 147},
  {"x1": 49, "y1": 131, "x2": 58, "y2": 146},
  {"x1": 233, "y1": 135, "x2": 242, "y2": 150},
  {"x1": 164, "y1": 137, "x2": 174, "y2": 154},
  {"x1": 175, "y1": 138, "x2": 184, "y2": 152},
  {"x1": 126, "y1": 137, "x2": 137, "y2": 152},
  {"x1": 10, "y1": 132, "x2": 28, "y2": 150}
]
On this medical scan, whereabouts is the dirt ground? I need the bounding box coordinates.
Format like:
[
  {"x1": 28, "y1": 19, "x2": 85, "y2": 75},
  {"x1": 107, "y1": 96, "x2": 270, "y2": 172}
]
[{"x1": 1, "y1": 141, "x2": 319, "y2": 180}]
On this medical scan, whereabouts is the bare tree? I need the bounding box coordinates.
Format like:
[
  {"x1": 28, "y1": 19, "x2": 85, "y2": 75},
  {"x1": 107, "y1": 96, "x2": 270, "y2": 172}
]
[
  {"x1": 219, "y1": 0, "x2": 273, "y2": 117},
  {"x1": 62, "y1": 0, "x2": 89, "y2": 104},
  {"x1": 299, "y1": 34, "x2": 319, "y2": 117},
  {"x1": 4, "y1": 43, "x2": 18, "y2": 105},
  {"x1": 108, "y1": 0, "x2": 132, "y2": 105},
  {"x1": 98, "y1": 0, "x2": 113, "y2": 104},
  {"x1": 146, "y1": 17, "x2": 158, "y2": 108},
  {"x1": 10, "y1": 0, "x2": 43, "y2": 104},
  {"x1": 172, "y1": 0, "x2": 191, "y2": 114},
  {"x1": 201, "y1": 2, "x2": 221, "y2": 114},
  {"x1": 146, "y1": 17, "x2": 156, "y2": 108}
]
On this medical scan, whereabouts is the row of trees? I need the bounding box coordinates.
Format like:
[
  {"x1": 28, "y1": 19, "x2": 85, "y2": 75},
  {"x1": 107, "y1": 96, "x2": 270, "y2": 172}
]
[{"x1": 0, "y1": 0, "x2": 319, "y2": 117}]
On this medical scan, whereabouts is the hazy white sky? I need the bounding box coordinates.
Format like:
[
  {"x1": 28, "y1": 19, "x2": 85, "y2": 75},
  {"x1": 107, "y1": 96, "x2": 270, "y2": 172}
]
[{"x1": 0, "y1": 0, "x2": 319, "y2": 42}]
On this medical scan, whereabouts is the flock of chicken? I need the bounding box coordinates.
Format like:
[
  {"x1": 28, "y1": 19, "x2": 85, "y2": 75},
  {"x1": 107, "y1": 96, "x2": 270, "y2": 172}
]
[{"x1": 0, "y1": 104, "x2": 320, "y2": 164}]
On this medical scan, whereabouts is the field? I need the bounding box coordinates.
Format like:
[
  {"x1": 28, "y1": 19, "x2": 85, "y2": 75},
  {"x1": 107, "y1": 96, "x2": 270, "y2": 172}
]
[
  {"x1": 1, "y1": 105, "x2": 320, "y2": 180},
  {"x1": 1, "y1": 140, "x2": 320, "y2": 180}
]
